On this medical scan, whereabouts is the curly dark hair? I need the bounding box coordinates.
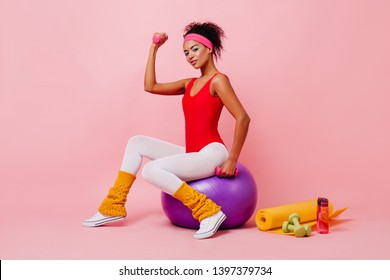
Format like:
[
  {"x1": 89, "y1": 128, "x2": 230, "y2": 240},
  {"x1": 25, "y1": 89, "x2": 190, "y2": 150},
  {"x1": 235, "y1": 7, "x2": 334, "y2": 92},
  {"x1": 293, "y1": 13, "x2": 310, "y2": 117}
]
[{"x1": 183, "y1": 22, "x2": 226, "y2": 60}]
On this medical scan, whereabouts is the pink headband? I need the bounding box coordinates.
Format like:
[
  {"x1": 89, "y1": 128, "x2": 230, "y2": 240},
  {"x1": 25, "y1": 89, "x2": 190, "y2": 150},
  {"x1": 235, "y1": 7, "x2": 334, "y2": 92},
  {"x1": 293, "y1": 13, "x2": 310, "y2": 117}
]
[{"x1": 184, "y1": 33, "x2": 213, "y2": 52}]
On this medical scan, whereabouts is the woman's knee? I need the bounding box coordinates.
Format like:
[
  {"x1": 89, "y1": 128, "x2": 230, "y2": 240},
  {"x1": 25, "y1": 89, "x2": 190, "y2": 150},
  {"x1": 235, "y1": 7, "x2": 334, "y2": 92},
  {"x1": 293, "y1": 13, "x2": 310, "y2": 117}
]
[
  {"x1": 126, "y1": 135, "x2": 147, "y2": 148},
  {"x1": 141, "y1": 161, "x2": 158, "y2": 182}
]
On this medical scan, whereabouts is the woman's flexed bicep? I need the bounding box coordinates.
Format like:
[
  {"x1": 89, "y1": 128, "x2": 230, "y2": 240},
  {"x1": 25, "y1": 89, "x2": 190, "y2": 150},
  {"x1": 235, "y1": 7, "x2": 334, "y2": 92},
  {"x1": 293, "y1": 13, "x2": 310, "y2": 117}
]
[{"x1": 145, "y1": 79, "x2": 191, "y2": 96}]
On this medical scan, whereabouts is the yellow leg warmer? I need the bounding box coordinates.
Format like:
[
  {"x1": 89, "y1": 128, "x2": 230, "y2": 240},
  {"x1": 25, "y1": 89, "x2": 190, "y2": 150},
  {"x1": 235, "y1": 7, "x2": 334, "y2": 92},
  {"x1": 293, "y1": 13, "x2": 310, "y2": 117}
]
[
  {"x1": 98, "y1": 171, "x2": 136, "y2": 217},
  {"x1": 173, "y1": 182, "x2": 221, "y2": 221}
]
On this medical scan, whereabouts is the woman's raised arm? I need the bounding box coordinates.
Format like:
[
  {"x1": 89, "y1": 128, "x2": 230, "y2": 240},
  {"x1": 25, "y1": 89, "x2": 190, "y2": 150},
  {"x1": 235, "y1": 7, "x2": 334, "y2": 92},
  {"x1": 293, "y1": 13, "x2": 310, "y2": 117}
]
[{"x1": 144, "y1": 33, "x2": 190, "y2": 95}]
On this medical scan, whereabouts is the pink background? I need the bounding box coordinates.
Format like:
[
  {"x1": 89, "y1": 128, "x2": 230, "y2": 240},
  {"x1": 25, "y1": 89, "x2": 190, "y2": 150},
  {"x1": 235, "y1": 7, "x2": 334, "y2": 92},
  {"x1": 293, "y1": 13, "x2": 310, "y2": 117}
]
[{"x1": 1, "y1": 0, "x2": 389, "y2": 259}]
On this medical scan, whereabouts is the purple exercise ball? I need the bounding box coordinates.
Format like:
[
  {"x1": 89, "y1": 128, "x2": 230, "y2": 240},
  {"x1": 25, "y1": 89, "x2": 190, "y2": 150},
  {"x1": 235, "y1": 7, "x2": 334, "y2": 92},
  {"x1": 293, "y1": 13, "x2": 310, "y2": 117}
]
[{"x1": 161, "y1": 163, "x2": 258, "y2": 229}]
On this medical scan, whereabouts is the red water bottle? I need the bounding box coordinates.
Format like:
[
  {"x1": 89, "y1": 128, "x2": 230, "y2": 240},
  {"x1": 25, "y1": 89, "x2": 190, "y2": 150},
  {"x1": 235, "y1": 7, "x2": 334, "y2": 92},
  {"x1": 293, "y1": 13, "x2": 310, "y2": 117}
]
[{"x1": 316, "y1": 197, "x2": 329, "y2": 234}]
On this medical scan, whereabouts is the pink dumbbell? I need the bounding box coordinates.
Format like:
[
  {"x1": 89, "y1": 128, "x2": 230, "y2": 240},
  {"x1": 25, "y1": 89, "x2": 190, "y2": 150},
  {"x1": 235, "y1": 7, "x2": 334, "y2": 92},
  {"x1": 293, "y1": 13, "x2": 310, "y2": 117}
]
[
  {"x1": 215, "y1": 167, "x2": 238, "y2": 177},
  {"x1": 152, "y1": 34, "x2": 168, "y2": 44},
  {"x1": 152, "y1": 34, "x2": 161, "y2": 44}
]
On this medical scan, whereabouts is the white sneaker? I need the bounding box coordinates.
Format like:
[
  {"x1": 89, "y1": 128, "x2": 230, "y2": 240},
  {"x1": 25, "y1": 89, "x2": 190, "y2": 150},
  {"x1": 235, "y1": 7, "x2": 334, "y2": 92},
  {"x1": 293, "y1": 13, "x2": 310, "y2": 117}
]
[
  {"x1": 194, "y1": 210, "x2": 226, "y2": 239},
  {"x1": 82, "y1": 211, "x2": 125, "y2": 227}
]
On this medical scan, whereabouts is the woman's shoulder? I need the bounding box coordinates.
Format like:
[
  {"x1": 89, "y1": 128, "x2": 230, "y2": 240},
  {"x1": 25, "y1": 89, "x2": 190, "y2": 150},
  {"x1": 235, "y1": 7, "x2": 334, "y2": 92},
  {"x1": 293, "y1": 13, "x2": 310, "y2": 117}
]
[
  {"x1": 182, "y1": 77, "x2": 196, "y2": 88},
  {"x1": 211, "y1": 72, "x2": 230, "y2": 86},
  {"x1": 209, "y1": 73, "x2": 234, "y2": 96}
]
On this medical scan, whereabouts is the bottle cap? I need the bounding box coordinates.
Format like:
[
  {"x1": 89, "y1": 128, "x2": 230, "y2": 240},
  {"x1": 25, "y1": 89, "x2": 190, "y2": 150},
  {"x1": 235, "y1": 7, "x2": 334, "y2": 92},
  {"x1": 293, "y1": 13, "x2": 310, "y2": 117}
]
[{"x1": 317, "y1": 197, "x2": 328, "y2": 206}]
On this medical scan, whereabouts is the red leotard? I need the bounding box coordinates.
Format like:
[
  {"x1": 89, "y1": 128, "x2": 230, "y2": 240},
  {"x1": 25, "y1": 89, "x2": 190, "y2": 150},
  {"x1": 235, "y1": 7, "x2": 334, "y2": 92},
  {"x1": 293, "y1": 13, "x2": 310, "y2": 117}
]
[{"x1": 182, "y1": 73, "x2": 225, "y2": 153}]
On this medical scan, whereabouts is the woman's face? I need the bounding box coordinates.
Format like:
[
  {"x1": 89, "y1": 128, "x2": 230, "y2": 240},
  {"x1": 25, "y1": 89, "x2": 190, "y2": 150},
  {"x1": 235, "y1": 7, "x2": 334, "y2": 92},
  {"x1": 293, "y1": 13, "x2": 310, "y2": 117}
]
[{"x1": 183, "y1": 40, "x2": 211, "y2": 69}]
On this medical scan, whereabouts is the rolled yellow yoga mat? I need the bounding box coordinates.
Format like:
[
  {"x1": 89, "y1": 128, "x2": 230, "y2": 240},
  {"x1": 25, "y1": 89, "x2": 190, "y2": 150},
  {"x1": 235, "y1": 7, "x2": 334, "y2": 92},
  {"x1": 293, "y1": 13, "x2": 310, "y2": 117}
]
[{"x1": 255, "y1": 199, "x2": 347, "y2": 234}]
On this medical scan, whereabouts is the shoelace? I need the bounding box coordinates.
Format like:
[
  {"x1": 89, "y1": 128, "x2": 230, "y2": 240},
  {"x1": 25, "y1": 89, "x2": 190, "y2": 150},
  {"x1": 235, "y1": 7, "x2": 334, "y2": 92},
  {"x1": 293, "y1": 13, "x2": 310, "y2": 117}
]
[{"x1": 198, "y1": 217, "x2": 211, "y2": 229}]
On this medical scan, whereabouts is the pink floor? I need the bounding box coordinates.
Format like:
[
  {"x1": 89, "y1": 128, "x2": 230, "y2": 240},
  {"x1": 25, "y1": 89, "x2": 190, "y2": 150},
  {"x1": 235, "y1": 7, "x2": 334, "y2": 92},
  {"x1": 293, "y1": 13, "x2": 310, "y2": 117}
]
[{"x1": 1, "y1": 179, "x2": 389, "y2": 260}]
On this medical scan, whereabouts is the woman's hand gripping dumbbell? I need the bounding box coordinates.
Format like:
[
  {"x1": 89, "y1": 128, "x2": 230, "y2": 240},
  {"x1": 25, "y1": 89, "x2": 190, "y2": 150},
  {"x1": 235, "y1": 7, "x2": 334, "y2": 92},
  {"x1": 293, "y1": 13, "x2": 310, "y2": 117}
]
[
  {"x1": 152, "y1": 33, "x2": 168, "y2": 45},
  {"x1": 215, "y1": 166, "x2": 238, "y2": 177}
]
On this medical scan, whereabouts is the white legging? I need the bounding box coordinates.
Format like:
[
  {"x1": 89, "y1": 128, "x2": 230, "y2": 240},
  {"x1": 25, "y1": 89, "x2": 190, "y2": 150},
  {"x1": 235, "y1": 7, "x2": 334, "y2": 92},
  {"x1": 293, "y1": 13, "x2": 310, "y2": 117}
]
[{"x1": 120, "y1": 135, "x2": 229, "y2": 195}]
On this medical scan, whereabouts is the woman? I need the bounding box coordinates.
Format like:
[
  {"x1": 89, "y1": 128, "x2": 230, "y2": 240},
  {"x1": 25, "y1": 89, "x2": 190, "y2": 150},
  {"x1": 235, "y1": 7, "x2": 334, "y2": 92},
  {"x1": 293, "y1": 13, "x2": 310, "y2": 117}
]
[{"x1": 83, "y1": 22, "x2": 250, "y2": 239}]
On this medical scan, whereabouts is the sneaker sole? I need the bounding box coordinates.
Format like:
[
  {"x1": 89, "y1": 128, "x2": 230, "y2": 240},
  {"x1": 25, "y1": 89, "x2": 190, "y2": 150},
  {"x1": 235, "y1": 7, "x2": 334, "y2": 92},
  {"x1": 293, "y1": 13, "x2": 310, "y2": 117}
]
[
  {"x1": 194, "y1": 213, "x2": 226, "y2": 240},
  {"x1": 82, "y1": 216, "x2": 125, "y2": 227}
]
